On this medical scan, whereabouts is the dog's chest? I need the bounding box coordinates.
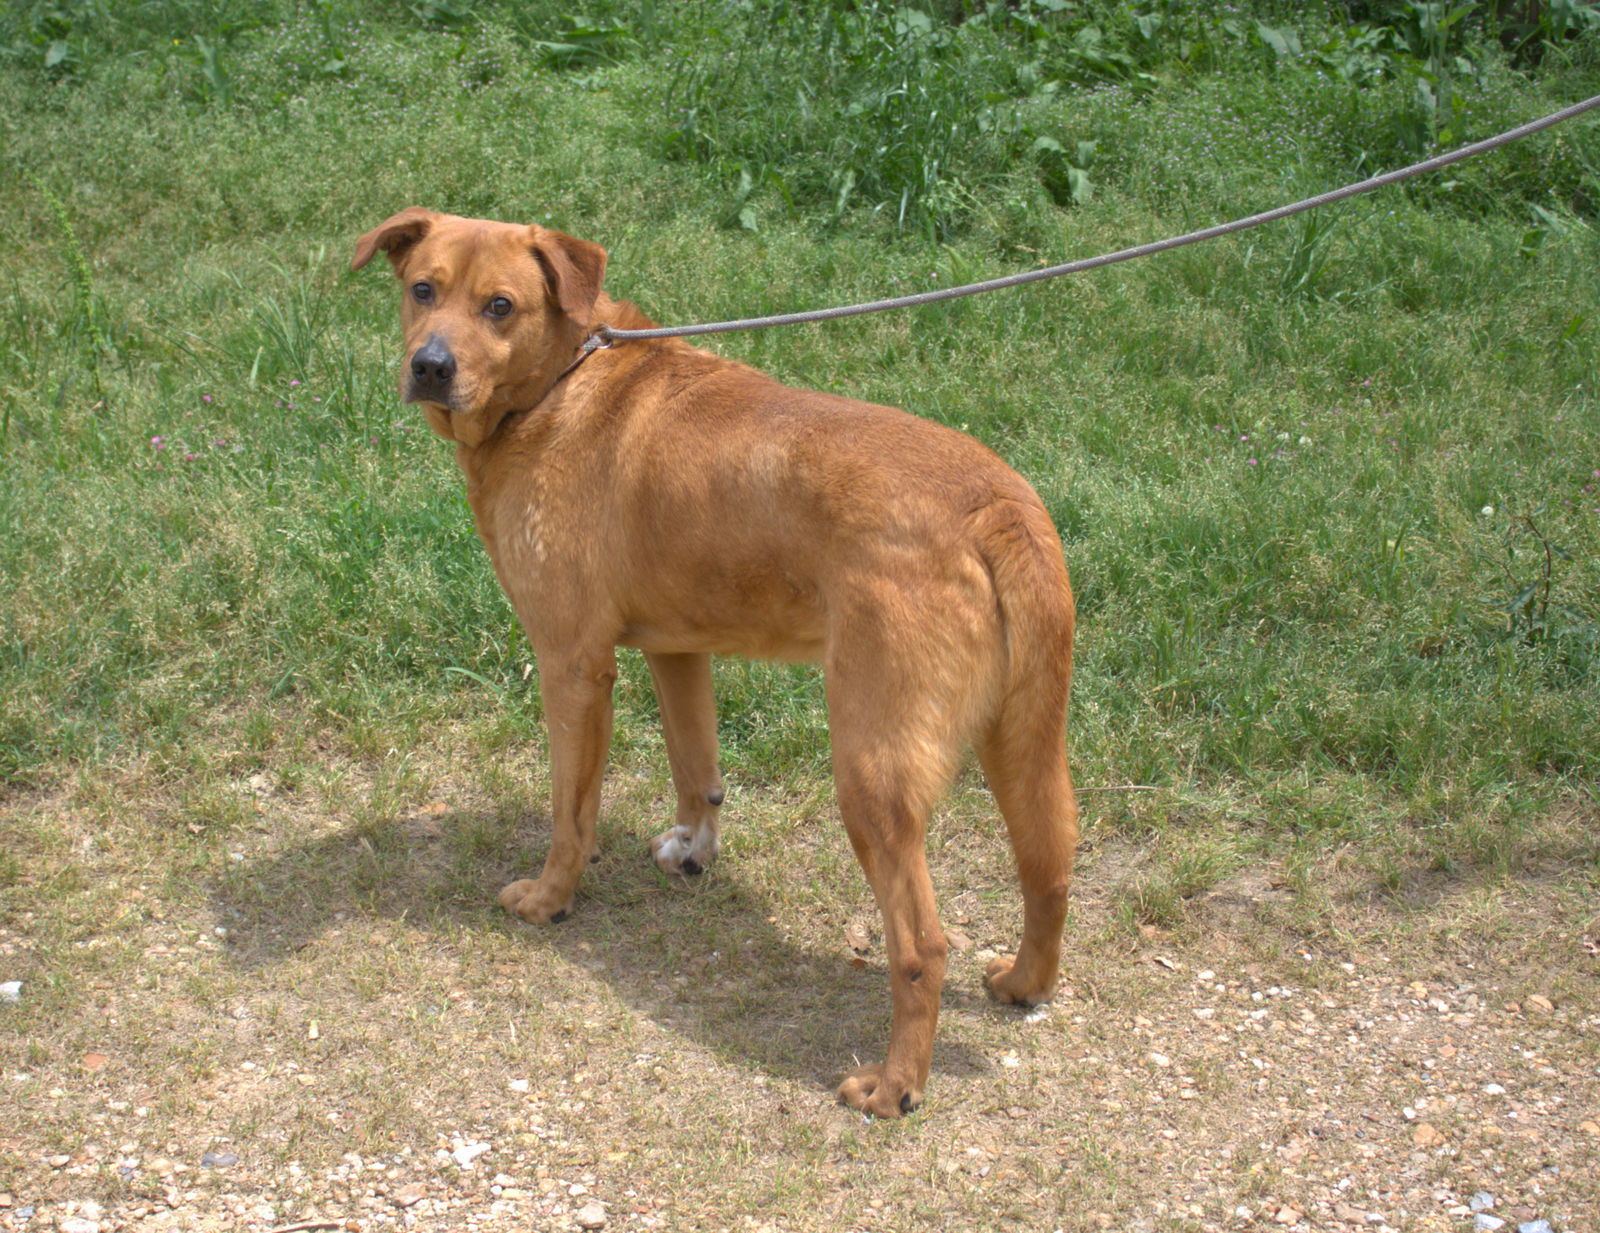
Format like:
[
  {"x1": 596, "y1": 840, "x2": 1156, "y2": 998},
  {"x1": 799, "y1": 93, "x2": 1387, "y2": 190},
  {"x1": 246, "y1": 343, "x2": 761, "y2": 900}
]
[
  {"x1": 505, "y1": 495, "x2": 552, "y2": 567},
  {"x1": 468, "y1": 466, "x2": 567, "y2": 590},
  {"x1": 476, "y1": 478, "x2": 557, "y2": 574}
]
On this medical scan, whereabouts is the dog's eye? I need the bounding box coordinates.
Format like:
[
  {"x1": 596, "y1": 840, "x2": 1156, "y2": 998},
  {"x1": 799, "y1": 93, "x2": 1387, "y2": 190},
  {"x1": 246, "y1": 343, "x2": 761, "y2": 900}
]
[
  {"x1": 411, "y1": 282, "x2": 434, "y2": 304},
  {"x1": 486, "y1": 296, "x2": 513, "y2": 319}
]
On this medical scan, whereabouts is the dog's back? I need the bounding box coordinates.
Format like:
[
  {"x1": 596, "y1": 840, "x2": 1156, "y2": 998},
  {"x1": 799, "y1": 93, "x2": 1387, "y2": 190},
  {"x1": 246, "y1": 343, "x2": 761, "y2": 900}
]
[{"x1": 471, "y1": 310, "x2": 1071, "y2": 688}]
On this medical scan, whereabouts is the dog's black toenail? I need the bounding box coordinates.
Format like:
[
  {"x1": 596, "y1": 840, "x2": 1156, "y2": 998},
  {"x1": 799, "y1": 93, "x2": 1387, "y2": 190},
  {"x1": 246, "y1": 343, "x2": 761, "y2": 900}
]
[
  {"x1": 707, "y1": 788, "x2": 725, "y2": 807},
  {"x1": 590, "y1": 852, "x2": 600, "y2": 864},
  {"x1": 680, "y1": 857, "x2": 702, "y2": 876},
  {"x1": 900, "y1": 1092, "x2": 917, "y2": 1114},
  {"x1": 550, "y1": 909, "x2": 569, "y2": 923}
]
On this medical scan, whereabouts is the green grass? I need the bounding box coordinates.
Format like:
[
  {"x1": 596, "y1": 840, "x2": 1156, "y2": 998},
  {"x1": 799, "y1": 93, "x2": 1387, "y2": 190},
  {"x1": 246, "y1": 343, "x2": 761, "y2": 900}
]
[
  {"x1": 2, "y1": 0, "x2": 1597, "y2": 849},
  {"x1": 0, "y1": 6, "x2": 1598, "y2": 1223}
]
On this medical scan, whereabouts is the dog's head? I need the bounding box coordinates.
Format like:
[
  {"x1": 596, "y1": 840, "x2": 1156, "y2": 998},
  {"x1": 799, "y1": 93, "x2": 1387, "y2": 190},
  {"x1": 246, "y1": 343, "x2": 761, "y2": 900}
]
[{"x1": 353, "y1": 208, "x2": 608, "y2": 447}]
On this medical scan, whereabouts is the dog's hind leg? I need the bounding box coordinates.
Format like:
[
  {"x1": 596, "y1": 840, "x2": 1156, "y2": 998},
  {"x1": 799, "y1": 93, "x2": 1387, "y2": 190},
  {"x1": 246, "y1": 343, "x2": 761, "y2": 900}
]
[
  {"x1": 499, "y1": 646, "x2": 617, "y2": 924},
  {"x1": 645, "y1": 651, "x2": 725, "y2": 876},
  {"x1": 831, "y1": 756, "x2": 949, "y2": 1117},
  {"x1": 975, "y1": 644, "x2": 1078, "y2": 1007},
  {"x1": 826, "y1": 613, "x2": 979, "y2": 1118},
  {"x1": 957, "y1": 497, "x2": 1078, "y2": 1006}
]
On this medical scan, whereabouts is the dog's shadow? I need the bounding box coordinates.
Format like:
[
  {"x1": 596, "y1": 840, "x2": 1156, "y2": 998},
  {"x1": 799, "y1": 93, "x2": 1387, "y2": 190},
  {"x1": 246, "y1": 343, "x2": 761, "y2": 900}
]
[{"x1": 212, "y1": 802, "x2": 993, "y2": 1096}]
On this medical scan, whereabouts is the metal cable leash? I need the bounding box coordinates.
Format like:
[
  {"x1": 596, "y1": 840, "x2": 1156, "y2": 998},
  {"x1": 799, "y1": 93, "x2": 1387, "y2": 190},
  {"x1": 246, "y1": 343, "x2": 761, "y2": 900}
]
[{"x1": 596, "y1": 93, "x2": 1600, "y2": 344}]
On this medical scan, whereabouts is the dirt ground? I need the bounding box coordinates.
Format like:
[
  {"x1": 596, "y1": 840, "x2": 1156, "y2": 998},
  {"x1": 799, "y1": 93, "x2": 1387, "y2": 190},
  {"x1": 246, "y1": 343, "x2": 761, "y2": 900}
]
[{"x1": 1, "y1": 771, "x2": 1597, "y2": 1233}]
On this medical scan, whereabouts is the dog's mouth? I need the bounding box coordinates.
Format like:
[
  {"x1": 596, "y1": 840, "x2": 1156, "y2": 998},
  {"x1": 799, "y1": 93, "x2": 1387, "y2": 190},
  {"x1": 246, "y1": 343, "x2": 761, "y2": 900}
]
[
  {"x1": 403, "y1": 369, "x2": 485, "y2": 420},
  {"x1": 402, "y1": 378, "x2": 453, "y2": 411}
]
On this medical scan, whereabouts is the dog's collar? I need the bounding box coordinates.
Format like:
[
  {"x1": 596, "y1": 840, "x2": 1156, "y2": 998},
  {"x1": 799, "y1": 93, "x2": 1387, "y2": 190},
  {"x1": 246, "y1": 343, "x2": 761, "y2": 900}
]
[
  {"x1": 511, "y1": 332, "x2": 616, "y2": 429},
  {"x1": 553, "y1": 332, "x2": 614, "y2": 386}
]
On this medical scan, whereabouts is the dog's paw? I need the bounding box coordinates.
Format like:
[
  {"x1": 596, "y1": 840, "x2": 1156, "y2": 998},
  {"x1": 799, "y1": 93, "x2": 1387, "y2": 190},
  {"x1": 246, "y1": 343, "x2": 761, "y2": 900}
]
[
  {"x1": 983, "y1": 954, "x2": 1057, "y2": 1007},
  {"x1": 650, "y1": 825, "x2": 717, "y2": 877},
  {"x1": 837, "y1": 1064, "x2": 922, "y2": 1119},
  {"x1": 498, "y1": 878, "x2": 575, "y2": 924}
]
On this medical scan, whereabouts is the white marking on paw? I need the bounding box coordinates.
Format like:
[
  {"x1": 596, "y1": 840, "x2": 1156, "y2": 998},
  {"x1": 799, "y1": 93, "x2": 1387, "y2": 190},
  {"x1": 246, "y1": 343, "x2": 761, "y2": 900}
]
[
  {"x1": 656, "y1": 830, "x2": 692, "y2": 863},
  {"x1": 652, "y1": 823, "x2": 720, "y2": 872}
]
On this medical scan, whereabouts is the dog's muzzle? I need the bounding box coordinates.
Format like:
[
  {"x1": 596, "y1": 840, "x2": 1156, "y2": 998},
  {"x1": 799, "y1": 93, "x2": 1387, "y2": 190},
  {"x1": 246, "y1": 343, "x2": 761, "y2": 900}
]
[{"x1": 406, "y1": 334, "x2": 456, "y2": 404}]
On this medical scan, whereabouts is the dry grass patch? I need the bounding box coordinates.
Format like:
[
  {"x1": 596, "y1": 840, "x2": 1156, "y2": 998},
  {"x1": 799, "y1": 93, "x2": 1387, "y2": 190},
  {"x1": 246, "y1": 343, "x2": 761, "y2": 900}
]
[{"x1": 3, "y1": 749, "x2": 1597, "y2": 1233}]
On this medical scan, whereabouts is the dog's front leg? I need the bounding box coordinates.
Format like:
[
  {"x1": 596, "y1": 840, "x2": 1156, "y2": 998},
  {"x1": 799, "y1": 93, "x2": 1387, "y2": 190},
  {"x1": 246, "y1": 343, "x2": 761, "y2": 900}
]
[
  {"x1": 499, "y1": 646, "x2": 617, "y2": 924},
  {"x1": 645, "y1": 651, "x2": 725, "y2": 876}
]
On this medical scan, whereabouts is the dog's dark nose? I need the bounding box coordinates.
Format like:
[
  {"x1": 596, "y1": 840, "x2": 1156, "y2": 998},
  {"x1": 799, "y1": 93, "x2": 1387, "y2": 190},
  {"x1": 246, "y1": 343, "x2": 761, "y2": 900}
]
[{"x1": 408, "y1": 335, "x2": 455, "y2": 399}]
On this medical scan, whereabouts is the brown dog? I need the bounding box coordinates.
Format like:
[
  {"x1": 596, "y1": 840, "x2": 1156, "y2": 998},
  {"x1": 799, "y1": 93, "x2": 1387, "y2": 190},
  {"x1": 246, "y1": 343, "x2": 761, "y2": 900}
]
[{"x1": 353, "y1": 208, "x2": 1080, "y2": 1117}]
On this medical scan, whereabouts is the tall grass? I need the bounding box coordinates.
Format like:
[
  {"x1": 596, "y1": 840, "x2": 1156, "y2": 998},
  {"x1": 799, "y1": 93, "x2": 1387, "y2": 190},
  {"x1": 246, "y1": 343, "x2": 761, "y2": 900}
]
[{"x1": 0, "y1": 2, "x2": 1596, "y2": 870}]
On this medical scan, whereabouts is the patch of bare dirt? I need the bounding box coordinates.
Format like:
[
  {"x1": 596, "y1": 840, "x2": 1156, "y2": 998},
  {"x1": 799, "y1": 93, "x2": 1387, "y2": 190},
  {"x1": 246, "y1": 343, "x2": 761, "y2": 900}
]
[{"x1": 2, "y1": 780, "x2": 1597, "y2": 1233}]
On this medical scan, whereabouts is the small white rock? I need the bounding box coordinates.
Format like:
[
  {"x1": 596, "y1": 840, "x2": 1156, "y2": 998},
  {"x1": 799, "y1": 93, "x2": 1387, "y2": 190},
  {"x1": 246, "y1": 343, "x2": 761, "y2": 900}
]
[
  {"x1": 509, "y1": 1078, "x2": 530, "y2": 1093},
  {"x1": 451, "y1": 1141, "x2": 491, "y2": 1168},
  {"x1": 574, "y1": 1200, "x2": 607, "y2": 1229},
  {"x1": 0, "y1": 981, "x2": 20, "y2": 1002},
  {"x1": 1483, "y1": 1083, "x2": 1507, "y2": 1096}
]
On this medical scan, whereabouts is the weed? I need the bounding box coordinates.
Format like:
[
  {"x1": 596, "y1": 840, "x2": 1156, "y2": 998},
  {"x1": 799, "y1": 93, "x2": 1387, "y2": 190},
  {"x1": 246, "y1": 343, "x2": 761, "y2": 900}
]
[
  {"x1": 234, "y1": 261, "x2": 333, "y2": 386},
  {"x1": 23, "y1": 170, "x2": 109, "y2": 363},
  {"x1": 183, "y1": 32, "x2": 234, "y2": 106},
  {"x1": 1278, "y1": 210, "x2": 1342, "y2": 301},
  {"x1": 1031, "y1": 136, "x2": 1097, "y2": 207},
  {"x1": 1490, "y1": 508, "x2": 1599, "y2": 664},
  {"x1": 653, "y1": 0, "x2": 1159, "y2": 237},
  {"x1": 529, "y1": 16, "x2": 633, "y2": 70}
]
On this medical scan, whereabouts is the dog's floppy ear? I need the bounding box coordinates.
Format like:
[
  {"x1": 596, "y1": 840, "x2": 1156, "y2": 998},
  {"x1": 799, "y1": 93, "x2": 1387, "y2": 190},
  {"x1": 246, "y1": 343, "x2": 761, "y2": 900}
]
[
  {"x1": 352, "y1": 207, "x2": 438, "y2": 273},
  {"x1": 530, "y1": 227, "x2": 608, "y2": 324}
]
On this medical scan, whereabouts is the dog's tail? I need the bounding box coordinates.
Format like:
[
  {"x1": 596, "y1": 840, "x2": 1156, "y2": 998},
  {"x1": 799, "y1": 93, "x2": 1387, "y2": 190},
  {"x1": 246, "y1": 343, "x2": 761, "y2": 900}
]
[{"x1": 974, "y1": 494, "x2": 1075, "y2": 743}]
